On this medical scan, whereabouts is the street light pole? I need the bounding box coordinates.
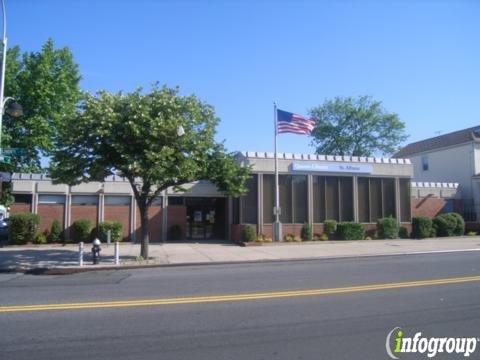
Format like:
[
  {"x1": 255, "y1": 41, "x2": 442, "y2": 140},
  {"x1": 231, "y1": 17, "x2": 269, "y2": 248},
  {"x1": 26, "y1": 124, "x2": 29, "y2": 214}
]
[{"x1": 0, "y1": 0, "x2": 7, "y2": 154}]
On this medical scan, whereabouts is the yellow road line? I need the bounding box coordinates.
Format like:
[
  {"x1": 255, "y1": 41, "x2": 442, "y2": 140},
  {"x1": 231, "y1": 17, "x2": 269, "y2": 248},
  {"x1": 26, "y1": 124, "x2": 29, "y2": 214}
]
[{"x1": 1, "y1": 274, "x2": 480, "y2": 313}]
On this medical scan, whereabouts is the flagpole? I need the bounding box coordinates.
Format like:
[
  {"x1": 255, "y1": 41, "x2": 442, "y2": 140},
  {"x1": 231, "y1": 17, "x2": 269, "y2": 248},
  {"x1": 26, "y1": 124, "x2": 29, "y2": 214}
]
[{"x1": 273, "y1": 102, "x2": 282, "y2": 242}]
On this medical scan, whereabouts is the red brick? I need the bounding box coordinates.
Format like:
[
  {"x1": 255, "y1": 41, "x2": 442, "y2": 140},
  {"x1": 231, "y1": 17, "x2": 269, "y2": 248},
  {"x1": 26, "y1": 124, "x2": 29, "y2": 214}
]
[
  {"x1": 104, "y1": 205, "x2": 131, "y2": 241},
  {"x1": 38, "y1": 204, "x2": 65, "y2": 234}
]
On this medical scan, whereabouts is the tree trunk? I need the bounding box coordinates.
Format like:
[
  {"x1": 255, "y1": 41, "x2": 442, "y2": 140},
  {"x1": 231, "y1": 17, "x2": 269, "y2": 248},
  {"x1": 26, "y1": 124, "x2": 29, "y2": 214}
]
[{"x1": 139, "y1": 204, "x2": 149, "y2": 260}]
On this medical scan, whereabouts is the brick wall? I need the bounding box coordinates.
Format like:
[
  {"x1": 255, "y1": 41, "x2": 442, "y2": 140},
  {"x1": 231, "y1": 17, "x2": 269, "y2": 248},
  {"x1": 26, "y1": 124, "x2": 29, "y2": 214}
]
[
  {"x1": 71, "y1": 205, "x2": 98, "y2": 227},
  {"x1": 37, "y1": 204, "x2": 64, "y2": 234},
  {"x1": 10, "y1": 203, "x2": 31, "y2": 214},
  {"x1": 167, "y1": 205, "x2": 187, "y2": 240},
  {"x1": 104, "y1": 205, "x2": 131, "y2": 241},
  {"x1": 412, "y1": 197, "x2": 447, "y2": 218},
  {"x1": 135, "y1": 205, "x2": 162, "y2": 242}
]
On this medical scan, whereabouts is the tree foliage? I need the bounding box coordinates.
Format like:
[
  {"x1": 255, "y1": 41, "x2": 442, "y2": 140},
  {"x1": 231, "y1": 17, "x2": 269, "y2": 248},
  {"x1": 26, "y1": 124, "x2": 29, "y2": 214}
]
[
  {"x1": 50, "y1": 85, "x2": 251, "y2": 257},
  {"x1": 310, "y1": 96, "x2": 407, "y2": 157},
  {"x1": 3, "y1": 38, "x2": 81, "y2": 172}
]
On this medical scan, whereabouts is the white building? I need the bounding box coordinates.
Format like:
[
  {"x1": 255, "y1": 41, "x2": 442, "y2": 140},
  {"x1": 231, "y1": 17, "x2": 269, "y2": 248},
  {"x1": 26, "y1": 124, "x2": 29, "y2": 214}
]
[{"x1": 395, "y1": 126, "x2": 480, "y2": 221}]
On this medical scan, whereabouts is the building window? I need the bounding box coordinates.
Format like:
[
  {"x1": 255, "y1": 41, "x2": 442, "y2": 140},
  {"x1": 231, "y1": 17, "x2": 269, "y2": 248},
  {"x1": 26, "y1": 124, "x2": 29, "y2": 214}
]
[
  {"x1": 38, "y1": 195, "x2": 66, "y2": 204},
  {"x1": 399, "y1": 178, "x2": 411, "y2": 222},
  {"x1": 357, "y1": 177, "x2": 397, "y2": 223},
  {"x1": 422, "y1": 155, "x2": 429, "y2": 171},
  {"x1": 13, "y1": 194, "x2": 32, "y2": 204},
  {"x1": 168, "y1": 197, "x2": 184, "y2": 205},
  {"x1": 313, "y1": 176, "x2": 353, "y2": 222},
  {"x1": 104, "y1": 196, "x2": 131, "y2": 206},
  {"x1": 71, "y1": 195, "x2": 99, "y2": 205},
  {"x1": 263, "y1": 174, "x2": 307, "y2": 223},
  {"x1": 241, "y1": 175, "x2": 258, "y2": 224}
]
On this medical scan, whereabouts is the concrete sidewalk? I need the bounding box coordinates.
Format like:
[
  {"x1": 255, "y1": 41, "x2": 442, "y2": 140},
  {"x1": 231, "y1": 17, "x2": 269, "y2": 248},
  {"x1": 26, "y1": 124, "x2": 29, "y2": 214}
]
[{"x1": 1, "y1": 237, "x2": 480, "y2": 270}]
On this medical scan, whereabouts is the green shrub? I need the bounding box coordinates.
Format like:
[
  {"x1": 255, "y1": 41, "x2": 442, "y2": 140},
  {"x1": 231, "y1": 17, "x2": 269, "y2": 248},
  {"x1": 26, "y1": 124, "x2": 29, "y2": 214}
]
[
  {"x1": 377, "y1": 217, "x2": 399, "y2": 239},
  {"x1": 467, "y1": 231, "x2": 477, "y2": 236},
  {"x1": 399, "y1": 227, "x2": 410, "y2": 239},
  {"x1": 242, "y1": 224, "x2": 256, "y2": 242},
  {"x1": 255, "y1": 234, "x2": 264, "y2": 242},
  {"x1": 320, "y1": 233, "x2": 329, "y2": 241},
  {"x1": 301, "y1": 223, "x2": 312, "y2": 241},
  {"x1": 324, "y1": 220, "x2": 337, "y2": 237},
  {"x1": 449, "y1": 212, "x2": 465, "y2": 236},
  {"x1": 35, "y1": 233, "x2": 48, "y2": 244},
  {"x1": 47, "y1": 219, "x2": 63, "y2": 243},
  {"x1": 70, "y1": 219, "x2": 92, "y2": 243},
  {"x1": 336, "y1": 222, "x2": 365, "y2": 240},
  {"x1": 365, "y1": 236, "x2": 372, "y2": 240},
  {"x1": 430, "y1": 227, "x2": 437, "y2": 238},
  {"x1": 9, "y1": 213, "x2": 40, "y2": 245},
  {"x1": 95, "y1": 221, "x2": 123, "y2": 242},
  {"x1": 433, "y1": 213, "x2": 464, "y2": 237},
  {"x1": 168, "y1": 224, "x2": 182, "y2": 241},
  {"x1": 412, "y1": 217, "x2": 432, "y2": 239}
]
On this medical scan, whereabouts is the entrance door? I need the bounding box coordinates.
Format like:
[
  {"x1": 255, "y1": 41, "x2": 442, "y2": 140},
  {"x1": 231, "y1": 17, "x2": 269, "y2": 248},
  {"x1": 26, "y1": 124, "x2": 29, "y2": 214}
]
[{"x1": 186, "y1": 197, "x2": 226, "y2": 240}]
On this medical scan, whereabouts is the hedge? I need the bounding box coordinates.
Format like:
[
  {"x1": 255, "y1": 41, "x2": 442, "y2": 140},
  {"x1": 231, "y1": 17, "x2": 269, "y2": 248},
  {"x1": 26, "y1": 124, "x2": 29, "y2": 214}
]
[
  {"x1": 9, "y1": 213, "x2": 40, "y2": 245},
  {"x1": 412, "y1": 216, "x2": 432, "y2": 239},
  {"x1": 336, "y1": 222, "x2": 365, "y2": 240},
  {"x1": 96, "y1": 221, "x2": 123, "y2": 242},
  {"x1": 70, "y1": 219, "x2": 92, "y2": 243},
  {"x1": 324, "y1": 220, "x2": 337, "y2": 237},
  {"x1": 377, "y1": 217, "x2": 399, "y2": 239},
  {"x1": 242, "y1": 224, "x2": 256, "y2": 242},
  {"x1": 433, "y1": 212, "x2": 465, "y2": 237},
  {"x1": 47, "y1": 219, "x2": 63, "y2": 243},
  {"x1": 301, "y1": 223, "x2": 312, "y2": 241}
]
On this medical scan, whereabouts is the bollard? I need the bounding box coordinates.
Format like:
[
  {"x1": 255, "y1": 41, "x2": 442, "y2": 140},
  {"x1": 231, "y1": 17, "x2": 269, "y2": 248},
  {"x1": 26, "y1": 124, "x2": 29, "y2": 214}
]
[
  {"x1": 107, "y1": 230, "x2": 111, "y2": 246},
  {"x1": 114, "y1": 241, "x2": 120, "y2": 265},
  {"x1": 79, "y1": 242, "x2": 84, "y2": 267}
]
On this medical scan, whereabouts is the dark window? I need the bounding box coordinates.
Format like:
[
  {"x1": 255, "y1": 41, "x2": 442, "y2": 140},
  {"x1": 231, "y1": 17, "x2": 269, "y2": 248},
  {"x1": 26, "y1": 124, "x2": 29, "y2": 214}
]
[
  {"x1": 241, "y1": 175, "x2": 258, "y2": 224},
  {"x1": 325, "y1": 176, "x2": 339, "y2": 220},
  {"x1": 358, "y1": 177, "x2": 399, "y2": 223},
  {"x1": 399, "y1": 179, "x2": 411, "y2": 222},
  {"x1": 168, "y1": 197, "x2": 184, "y2": 205},
  {"x1": 232, "y1": 197, "x2": 240, "y2": 224},
  {"x1": 263, "y1": 174, "x2": 275, "y2": 223},
  {"x1": 71, "y1": 195, "x2": 98, "y2": 205},
  {"x1": 357, "y1": 177, "x2": 370, "y2": 223},
  {"x1": 292, "y1": 175, "x2": 307, "y2": 223},
  {"x1": 313, "y1": 176, "x2": 353, "y2": 222},
  {"x1": 339, "y1": 177, "x2": 354, "y2": 221},
  {"x1": 313, "y1": 176, "x2": 326, "y2": 222},
  {"x1": 382, "y1": 178, "x2": 396, "y2": 218},
  {"x1": 422, "y1": 155, "x2": 429, "y2": 171},
  {"x1": 13, "y1": 194, "x2": 32, "y2": 204}
]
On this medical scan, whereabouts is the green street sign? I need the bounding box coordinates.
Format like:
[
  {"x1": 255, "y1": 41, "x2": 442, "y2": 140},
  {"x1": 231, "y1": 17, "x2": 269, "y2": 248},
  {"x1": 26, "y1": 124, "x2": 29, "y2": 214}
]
[
  {"x1": 1, "y1": 148, "x2": 26, "y2": 156},
  {"x1": 0, "y1": 155, "x2": 12, "y2": 164}
]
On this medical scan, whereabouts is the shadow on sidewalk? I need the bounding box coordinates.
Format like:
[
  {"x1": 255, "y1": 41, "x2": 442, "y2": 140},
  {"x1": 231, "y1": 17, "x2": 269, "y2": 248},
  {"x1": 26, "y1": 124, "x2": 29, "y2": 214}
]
[{"x1": 0, "y1": 249, "x2": 137, "y2": 269}]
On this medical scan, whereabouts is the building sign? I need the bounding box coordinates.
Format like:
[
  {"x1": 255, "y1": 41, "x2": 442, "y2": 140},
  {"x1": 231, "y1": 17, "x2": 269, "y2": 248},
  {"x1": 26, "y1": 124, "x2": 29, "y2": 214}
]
[{"x1": 291, "y1": 162, "x2": 373, "y2": 174}]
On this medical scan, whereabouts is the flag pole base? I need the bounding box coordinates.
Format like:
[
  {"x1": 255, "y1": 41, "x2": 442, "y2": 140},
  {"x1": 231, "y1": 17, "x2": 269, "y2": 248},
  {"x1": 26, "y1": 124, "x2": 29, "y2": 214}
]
[{"x1": 274, "y1": 221, "x2": 283, "y2": 242}]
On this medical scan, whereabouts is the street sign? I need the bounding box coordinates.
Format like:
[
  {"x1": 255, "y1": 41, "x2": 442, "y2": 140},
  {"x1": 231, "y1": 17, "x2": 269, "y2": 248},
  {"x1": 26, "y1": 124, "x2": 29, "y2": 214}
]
[
  {"x1": 0, "y1": 155, "x2": 11, "y2": 164},
  {"x1": 0, "y1": 172, "x2": 11, "y2": 181},
  {"x1": 0, "y1": 148, "x2": 26, "y2": 156}
]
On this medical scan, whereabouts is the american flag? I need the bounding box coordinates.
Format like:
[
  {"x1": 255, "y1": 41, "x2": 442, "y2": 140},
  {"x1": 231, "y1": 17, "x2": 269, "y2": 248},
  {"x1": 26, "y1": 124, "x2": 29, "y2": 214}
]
[{"x1": 277, "y1": 109, "x2": 315, "y2": 135}]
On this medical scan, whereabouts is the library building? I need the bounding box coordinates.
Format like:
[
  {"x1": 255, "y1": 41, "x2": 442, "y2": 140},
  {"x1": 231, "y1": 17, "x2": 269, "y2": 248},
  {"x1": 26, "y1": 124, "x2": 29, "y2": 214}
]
[{"x1": 9, "y1": 151, "x2": 460, "y2": 242}]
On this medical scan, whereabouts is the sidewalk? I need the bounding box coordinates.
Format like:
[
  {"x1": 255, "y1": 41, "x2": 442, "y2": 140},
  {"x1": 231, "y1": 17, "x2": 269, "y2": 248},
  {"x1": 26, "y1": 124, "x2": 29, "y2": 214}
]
[{"x1": 1, "y1": 237, "x2": 480, "y2": 271}]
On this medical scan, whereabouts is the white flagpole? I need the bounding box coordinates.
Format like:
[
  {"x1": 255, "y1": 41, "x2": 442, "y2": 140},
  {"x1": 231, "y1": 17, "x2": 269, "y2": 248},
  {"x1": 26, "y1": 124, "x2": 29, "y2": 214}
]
[{"x1": 273, "y1": 102, "x2": 282, "y2": 242}]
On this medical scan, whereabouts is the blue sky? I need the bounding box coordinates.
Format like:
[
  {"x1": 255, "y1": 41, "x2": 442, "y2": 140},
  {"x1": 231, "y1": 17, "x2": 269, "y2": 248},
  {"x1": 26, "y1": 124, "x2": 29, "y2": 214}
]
[{"x1": 8, "y1": 0, "x2": 480, "y2": 155}]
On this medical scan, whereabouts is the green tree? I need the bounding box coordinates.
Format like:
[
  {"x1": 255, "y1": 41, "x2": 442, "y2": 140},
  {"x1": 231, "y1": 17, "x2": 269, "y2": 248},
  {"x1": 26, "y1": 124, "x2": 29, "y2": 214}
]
[
  {"x1": 310, "y1": 96, "x2": 407, "y2": 157},
  {"x1": 49, "y1": 85, "x2": 251, "y2": 258},
  {"x1": 2, "y1": 38, "x2": 81, "y2": 172}
]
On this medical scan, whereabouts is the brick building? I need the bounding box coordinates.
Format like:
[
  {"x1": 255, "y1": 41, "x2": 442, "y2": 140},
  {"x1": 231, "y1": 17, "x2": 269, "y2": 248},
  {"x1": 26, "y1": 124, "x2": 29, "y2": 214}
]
[{"x1": 10, "y1": 151, "x2": 461, "y2": 242}]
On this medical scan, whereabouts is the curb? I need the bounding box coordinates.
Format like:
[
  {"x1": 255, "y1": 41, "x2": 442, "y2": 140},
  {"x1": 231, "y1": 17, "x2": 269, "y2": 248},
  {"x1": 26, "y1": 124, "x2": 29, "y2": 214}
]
[{"x1": 2, "y1": 248, "x2": 480, "y2": 275}]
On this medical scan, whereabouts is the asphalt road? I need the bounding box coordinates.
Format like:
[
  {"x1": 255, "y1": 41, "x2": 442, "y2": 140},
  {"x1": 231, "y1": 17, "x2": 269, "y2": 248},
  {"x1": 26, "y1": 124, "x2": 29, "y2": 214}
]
[{"x1": 1, "y1": 252, "x2": 480, "y2": 360}]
